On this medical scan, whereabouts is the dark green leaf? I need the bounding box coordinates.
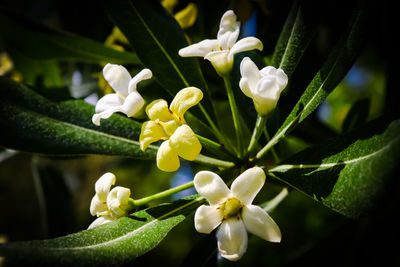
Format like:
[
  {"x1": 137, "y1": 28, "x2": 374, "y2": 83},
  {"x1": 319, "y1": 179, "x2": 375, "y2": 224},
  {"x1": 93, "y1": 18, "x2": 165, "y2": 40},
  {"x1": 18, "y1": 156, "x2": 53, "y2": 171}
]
[
  {"x1": 257, "y1": 3, "x2": 368, "y2": 158},
  {"x1": 103, "y1": 0, "x2": 216, "y2": 124},
  {"x1": 342, "y1": 98, "x2": 370, "y2": 133},
  {"x1": 269, "y1": 119, "x2": 400, "y2": 218},
  {"x1": 0, "y1": 10, "x2": 140, "y2": 64},
  {"x1": 0, "y1": 196, "x2": 204, "y2": 266},
  {"x1": 0, "y1": 77, "x2": 156, "y2": 159},
  {"x1": 271, "y1": 0, "x2": 316, "y2": 77}
]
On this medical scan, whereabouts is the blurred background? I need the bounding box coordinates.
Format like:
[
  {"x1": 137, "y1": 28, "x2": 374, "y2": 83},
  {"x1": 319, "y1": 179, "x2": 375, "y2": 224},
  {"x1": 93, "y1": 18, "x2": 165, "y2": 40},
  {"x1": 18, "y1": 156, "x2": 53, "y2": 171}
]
[{"x1": 0, "y1": 0, "x2": 398, "y2": 266}]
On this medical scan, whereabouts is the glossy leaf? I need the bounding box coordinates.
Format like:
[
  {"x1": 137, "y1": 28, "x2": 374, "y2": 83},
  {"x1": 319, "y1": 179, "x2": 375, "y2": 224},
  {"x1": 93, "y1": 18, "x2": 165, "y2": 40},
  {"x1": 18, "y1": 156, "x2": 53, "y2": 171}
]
[
  {"x1": 0, "y1": 10, "x2": 140, "y2": 64},
  {"x1": 0, "y1": 196, "x2": 204, "y2": 266},
  {"x1": 257, "y1": 3, "x2": 368, "y2": 158},
  {"x1": 0, "y1": 77, "x2": 156, "y2": 159},
  {"x1": 269, "y1": 119, "x2": 400, "y2": 218},
  {"x1": 103, "y1": 0, "x2": 216, "y2": 123}
]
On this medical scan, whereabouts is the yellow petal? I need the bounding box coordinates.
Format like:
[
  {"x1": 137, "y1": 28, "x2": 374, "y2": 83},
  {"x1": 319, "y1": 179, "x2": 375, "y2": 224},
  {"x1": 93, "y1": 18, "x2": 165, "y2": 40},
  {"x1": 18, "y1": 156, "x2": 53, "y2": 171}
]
[
  {"x1": 139, "y1": 121, "x2": 168, "y2": 151},
  {"x1": 169, "y1": 125, "x2": 201, "y2": 161},
  {"x1": 157, "y1": 140, "x2": 180, "y2": 172},
  {"x1": 145, "y1": 99, "x2": 175, "y2": 122},
  {"x1": 170, "y1": 87, "x2": 203, "y2": 121},
  {"x1": 161, "y1": 0, "x2": 178, "y2": 13},
  {"x1": 174, "y1": 3, "x2": 198, "y2": 29}
]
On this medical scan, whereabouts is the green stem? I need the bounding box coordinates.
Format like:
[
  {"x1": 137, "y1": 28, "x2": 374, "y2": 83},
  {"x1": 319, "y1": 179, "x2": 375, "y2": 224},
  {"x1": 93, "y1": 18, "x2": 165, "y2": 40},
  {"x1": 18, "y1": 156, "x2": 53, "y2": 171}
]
[
  {"x1": 262, "y1": 187, "x2": 288, "y2": 212},
  {"x1": 247, "y1": 115, "x2": 267, "y2": 155},
  {"x1": 193, "y1": 154, "x2": 235, "y2": 168},
  {"x1": 223, "y1": 75, "x2": 244, "y2": 158},
  {"x1": 131, "y1": 181, "x2": 194, "y2": 207},
  {"x1": 196, "y1": 135, "x2": 236, "y2": 161},
  {"x1": 262, "y1": 127, "x2": 280, "y2": 162}
]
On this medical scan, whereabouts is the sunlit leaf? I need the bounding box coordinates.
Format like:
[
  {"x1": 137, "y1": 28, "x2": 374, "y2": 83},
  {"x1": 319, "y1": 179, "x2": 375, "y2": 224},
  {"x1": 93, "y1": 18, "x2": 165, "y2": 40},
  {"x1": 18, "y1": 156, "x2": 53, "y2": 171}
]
[
  {"x1": 257, "y1": 3, "x2": 368, "y2": 157},
  {"x1": 0, "y1": 196, "x2": 204, "y2": 266},
  {"x1": 269, "y1": 119, "x2": 400, "y2": 218},
  {"x1": 0, "y1": 77, "x2": 156, "y2": 159}
]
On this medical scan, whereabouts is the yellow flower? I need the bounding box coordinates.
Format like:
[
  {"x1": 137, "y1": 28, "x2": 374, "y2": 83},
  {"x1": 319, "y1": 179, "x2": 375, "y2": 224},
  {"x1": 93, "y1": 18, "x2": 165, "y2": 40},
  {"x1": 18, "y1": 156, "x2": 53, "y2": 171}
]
[
  {"x1": 161, "y1": 0, "x2": 198, "y2": 29},
  {"x1": 140, "y1": 87, "x2": 203, "y2": 172}
]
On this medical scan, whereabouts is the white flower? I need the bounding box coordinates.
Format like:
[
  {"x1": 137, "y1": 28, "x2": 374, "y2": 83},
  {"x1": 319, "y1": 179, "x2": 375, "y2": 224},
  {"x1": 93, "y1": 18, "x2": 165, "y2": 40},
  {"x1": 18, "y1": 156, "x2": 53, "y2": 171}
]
[
  {"x1": 179, "y1": 10, "x2": 263, "y2": 76},
  {"x1": 88, "y1": 172, "x2": 131, "y2": 229},
  {"x1": 239, "y1": 57, "x2": 288, "y2": 116},
  {"x1": 92, "y1": 64, "x2": 152, "y2": 126},
  {"x1": 194, "y1": 167, "x2": 281, "y2": 261}
]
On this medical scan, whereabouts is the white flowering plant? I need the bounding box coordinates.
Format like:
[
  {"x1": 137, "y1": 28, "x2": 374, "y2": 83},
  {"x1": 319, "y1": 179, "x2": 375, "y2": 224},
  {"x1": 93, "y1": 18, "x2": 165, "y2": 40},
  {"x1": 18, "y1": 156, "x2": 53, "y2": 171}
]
[{"x1": 0, "y1": 1, "x2": 398, "y2": 266}]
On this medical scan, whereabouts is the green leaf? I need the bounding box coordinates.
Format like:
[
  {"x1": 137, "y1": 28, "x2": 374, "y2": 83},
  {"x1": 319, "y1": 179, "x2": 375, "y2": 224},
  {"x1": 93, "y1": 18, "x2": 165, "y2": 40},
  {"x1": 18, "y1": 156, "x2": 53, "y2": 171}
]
[
  {"x1": 269, "y1": 119, "x2": 400, "y2": 218},
  {"x1": 257, "y1": 3, "x2": 368, "y2": 158},
  {"x1": 0, "y1": 10, "x2": 140, "y2": 64},
  {"x1": 0, "y1": 196, "x2": 204, "y2": 266},
  {"x1": 0, "y1": 77, "x2": 156, "y2": 159},
  {"x1": 103, "y1": 0, "x2": 216, "y2": 124},
  {"x1": 271, "y1": 0, "x2": 316, "y2": 77},
  {"x1": 342, "y1": 98, "x2": 370, "y2": 133}
]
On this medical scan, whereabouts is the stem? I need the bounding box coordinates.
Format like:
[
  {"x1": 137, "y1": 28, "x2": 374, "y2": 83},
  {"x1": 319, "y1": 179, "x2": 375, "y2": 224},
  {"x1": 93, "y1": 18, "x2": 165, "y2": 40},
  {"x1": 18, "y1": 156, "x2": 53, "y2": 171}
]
[
  {"x1": 223, "y1": 75, "x2": 244, "y2": 158},
  {"x1": 193, "y1": 154, "x2": 235, "y2": 168},
  {"x1": 247, "y1": 115, "x2": 267, "y2": 155},
  {"x1": 263, "y1": 128, "x2": 280, "y2": 162},
  {"x1": 263, "y1": 187, "x2": 289, "y2": 213},
  {"x1": 196, "y1": 134, "x2": 236, "y2": 161},
  {"x1": 131, "y1": 181, "x2": 194, "y2": 207}
]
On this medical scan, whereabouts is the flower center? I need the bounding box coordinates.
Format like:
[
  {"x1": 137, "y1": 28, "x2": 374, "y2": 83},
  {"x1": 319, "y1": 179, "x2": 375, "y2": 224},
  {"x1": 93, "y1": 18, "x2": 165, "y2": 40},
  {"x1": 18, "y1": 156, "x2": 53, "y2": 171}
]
[{"x1": 220, "y1": 197, "x2": 243, "y2": 219}]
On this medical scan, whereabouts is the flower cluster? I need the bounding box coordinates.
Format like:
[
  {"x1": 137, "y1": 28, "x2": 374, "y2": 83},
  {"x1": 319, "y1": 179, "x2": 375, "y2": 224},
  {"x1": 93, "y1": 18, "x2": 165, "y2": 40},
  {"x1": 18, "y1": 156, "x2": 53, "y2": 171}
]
[
  {"x1": 88, "y1": 173, "x2": 132, "y2": 229},
  {"x1": 88, "y1": 9, "x2": 287, "y2": 262}
]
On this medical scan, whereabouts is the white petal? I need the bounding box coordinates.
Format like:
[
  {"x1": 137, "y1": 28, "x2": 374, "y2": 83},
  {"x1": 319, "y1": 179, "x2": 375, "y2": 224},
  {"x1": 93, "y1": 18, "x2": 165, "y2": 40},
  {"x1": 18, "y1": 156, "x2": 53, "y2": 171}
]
[
  {"x1": 88, "y1": 216, "x2": 114, "y2": 229},
  {"x1": 231, "y1": 167, "x2": 265, "y2": 205},
  {"x1": 128, "y1": 68, "x2": 152, "y2": 93},
  {"x1": 178, "y1": 39, "x2": 218, "y2": 58},
  {"x1": 217, "y1": 10, "x2": 240, "y2": 49},
  {"x1": 107, "y1": 186, "x2": 131, "y2": 218},
  {"x1": 217, "y1": 218, "x2": 248, "y2": 261},
  {"x1": 95, "y1": 94, "x2": 124, "y2": 113},
  {"x1": 260, "y1": 66, "x2": 288, "y2": 92},
  {"x1": 121, "y1": 91, "x2": 144, "y2": 117},
  {"x1": 239, "y1": 77, "x2": 253, "y2": 98},
  {"x1": 240, "y1": 57, "x2": 261, "y2": 93},
  {"x1": 259, "y1": 65, "x2": 276, "y2": 76},
  {"x1": 95, "y1": 172, "x2": 116, "y2": 201},
  {"x1": 92, "y1": 106, "x2": 123, "y2": 126},
  {"x1": 194, "y1": 205, "x2": 223, "y2": 234},
  {"x1": 103, "y1": 63, "x2": 131, "y2": 96},
  {"x1": 252, "y1": 77, "x2": 281, "y2": 115},
  {"x1": 242, "y1": 205, "x2": 281, "y2": 243},
  {"x1": 229, "y1": 37, "x2": 263, "y2": 57},
  {"x1": 89, "y1": 194, "x2": 107, "y2": 216},
  {"x1": 194, "y1": 171, "x2": 231, "y2": 205},
  {"x1": 275, "y1": 68, "x2": 289, "y2": 90}
]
